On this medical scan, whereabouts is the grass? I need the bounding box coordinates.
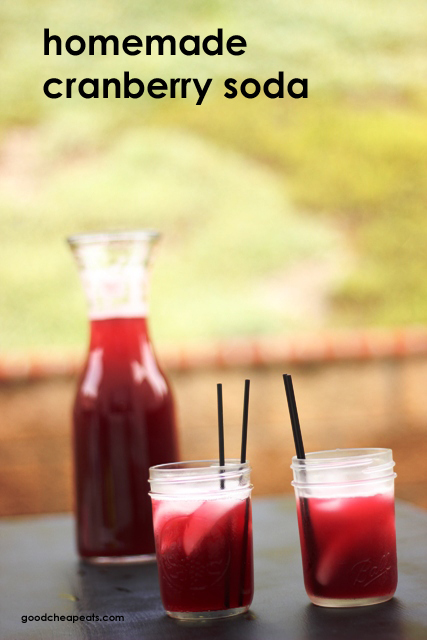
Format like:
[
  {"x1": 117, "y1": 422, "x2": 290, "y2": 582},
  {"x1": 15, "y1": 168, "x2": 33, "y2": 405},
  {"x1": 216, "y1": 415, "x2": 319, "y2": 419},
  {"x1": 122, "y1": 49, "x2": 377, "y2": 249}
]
[
  {"x1": 148, "y1": 94, "x2": 427, "y2": 327},
  {"x1": 1, "y1": 0, "x2": 427, "y2": 349},
  {"x1": 0, "y1": 128, "x2": 339, "y2": 348}
]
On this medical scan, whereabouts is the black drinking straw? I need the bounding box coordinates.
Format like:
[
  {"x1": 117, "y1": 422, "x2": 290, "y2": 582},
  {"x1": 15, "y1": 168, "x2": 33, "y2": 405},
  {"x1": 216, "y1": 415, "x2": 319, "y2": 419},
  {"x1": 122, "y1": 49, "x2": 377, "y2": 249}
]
[
  {"x1": 283, "y1": 374, "x2": 305, "y2": 460},
  {"x1": 240, "y1": 379, "x2": 250, "y2": 464},
  {"x1": 238, "y1": 379, "x2": 251, "y2": 607},
  {"x1": 217, "y1": 383, "x2": 225, "y2": 489},
  {"x1": 217, "y1": 382, "x2": 229, "y2": 607},
  {"x1": 283, "y1": 374, "x2": 317, "y2": 581}
]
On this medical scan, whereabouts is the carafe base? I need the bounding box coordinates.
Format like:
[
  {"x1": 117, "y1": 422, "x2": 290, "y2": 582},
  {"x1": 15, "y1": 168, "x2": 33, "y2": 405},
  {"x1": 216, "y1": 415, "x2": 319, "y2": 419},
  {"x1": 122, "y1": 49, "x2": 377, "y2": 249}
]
[{"x1": 81, "y1": 553, "x2": 157, "y2": 565}]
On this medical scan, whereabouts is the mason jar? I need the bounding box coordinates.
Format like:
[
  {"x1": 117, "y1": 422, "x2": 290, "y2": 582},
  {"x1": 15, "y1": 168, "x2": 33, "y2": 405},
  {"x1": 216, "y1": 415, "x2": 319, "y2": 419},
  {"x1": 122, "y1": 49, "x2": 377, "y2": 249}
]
[
  {"x1": 149, "y1": 459, "x2": 254, "y2": 619},
  {"x1": 291, "y1": 448, "x2": 398, "y2": 607}
]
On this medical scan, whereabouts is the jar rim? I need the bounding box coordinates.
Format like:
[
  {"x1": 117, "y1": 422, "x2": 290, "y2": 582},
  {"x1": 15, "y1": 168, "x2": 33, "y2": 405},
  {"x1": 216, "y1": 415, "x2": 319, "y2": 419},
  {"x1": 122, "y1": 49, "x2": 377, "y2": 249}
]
[
  {"x1": 149, "y1": 459, "x2": 251, "y2": 490},
  {"x1": 291, "y1": 448, "x2": 392, "y2": 469},
  {"x1": 291, "y1": 448, "x2": 395, "y2": 486},
  {"x1": 67, "y1": 229, "x2": 160, "y2": 246},
  {"x1": 151, "y1": 459, "x2": 249, "y2": 472}
]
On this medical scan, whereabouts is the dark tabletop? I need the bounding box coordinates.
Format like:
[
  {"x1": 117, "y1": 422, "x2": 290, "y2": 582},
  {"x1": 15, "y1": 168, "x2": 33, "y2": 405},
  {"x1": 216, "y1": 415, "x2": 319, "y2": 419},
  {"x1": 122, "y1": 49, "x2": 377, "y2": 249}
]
[{"x1": 1, "y1": 496, "x2": 427, "y2": 640}]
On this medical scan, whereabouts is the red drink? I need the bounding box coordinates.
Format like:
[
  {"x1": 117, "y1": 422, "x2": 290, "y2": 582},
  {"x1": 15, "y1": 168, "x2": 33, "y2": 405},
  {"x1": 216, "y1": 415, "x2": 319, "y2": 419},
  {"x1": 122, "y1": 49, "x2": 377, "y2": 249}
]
[
  {"x1": 152, "y1": 497, "x2": 254, "y2": 614},
  {"x1": 73, "y1": 317, "x2": 178, "y2": 559},
  {"x1": 297, "y1": 493, "x2": 398, "y2": 604}
]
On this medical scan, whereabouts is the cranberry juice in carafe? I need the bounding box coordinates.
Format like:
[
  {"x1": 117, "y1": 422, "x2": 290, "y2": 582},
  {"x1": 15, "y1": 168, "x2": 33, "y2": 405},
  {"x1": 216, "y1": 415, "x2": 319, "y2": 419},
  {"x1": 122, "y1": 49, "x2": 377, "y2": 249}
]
[{"x1": 68, "y1": 231, "x2": 179, "y2": 562}]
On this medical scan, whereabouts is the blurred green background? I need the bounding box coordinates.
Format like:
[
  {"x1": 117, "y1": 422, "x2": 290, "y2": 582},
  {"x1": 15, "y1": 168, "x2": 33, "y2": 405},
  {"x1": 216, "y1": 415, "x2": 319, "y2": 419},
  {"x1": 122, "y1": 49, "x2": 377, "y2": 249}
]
[{"x1": 1, "y1": 0, "x2": 427, "y2": 350}]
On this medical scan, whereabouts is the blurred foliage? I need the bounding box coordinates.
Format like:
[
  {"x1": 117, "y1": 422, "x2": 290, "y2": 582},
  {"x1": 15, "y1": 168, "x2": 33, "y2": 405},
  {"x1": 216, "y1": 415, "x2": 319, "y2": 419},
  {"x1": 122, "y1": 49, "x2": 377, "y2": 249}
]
[{"x1": 1, "y1": 0, "x2": 427, "y2": 349}]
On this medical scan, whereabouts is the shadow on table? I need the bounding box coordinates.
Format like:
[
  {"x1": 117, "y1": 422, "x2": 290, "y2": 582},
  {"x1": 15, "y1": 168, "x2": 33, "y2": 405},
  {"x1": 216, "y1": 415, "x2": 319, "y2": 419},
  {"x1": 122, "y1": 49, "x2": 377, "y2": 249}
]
[
  {"x1": 73, "y1": 560, "x2": 163, "y2": 616},
  {"x1": 72, "y1": 564, "x2": 421, "y2": 640},
  {"x1": 302, "y1": 598, "x2": 407, "y2": 640},
  {"x1": 72, "y1": 561, "x2": 258, "y2": 640}
]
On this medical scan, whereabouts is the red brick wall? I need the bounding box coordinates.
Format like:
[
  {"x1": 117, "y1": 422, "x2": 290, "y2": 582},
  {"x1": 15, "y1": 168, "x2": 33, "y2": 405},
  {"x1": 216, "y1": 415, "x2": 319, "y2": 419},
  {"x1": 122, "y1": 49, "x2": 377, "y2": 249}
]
[{"x1": 1, "y1": 329, "x2": 427, "y2": 516}]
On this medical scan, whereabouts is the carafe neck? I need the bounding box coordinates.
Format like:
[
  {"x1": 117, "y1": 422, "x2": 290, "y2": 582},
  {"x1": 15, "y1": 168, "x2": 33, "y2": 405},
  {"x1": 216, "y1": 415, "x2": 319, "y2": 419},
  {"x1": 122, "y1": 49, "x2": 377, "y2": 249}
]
[{"x1": 67, "y1": 231, "x2": 159, "y2": 320}]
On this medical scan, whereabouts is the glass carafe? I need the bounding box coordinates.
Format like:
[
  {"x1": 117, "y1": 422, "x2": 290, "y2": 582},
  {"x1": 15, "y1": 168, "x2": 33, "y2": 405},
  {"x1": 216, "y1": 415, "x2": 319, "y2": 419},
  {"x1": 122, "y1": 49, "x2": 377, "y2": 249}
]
[{"x1": 67, "y1": 230, "x2": 179, "y2": 563}]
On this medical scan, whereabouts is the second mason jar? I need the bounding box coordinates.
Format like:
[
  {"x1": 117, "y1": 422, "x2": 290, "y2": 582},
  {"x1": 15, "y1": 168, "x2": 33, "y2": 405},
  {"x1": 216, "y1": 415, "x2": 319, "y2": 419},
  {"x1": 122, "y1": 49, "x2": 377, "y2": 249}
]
[
  {"x1": 291, "y1": 448, "x2": 398, "y2": 607},
  {"x1": 149, "y1": 460, "x2": 254, "y2": 619}
]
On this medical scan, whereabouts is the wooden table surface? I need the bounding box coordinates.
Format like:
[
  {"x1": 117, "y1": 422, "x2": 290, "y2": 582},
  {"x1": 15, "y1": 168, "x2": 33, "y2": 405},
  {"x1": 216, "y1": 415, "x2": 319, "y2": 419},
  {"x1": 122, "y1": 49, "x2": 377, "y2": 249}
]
[{"x1": 1, "y1": 496, "x2": 427, "y2": 640}]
